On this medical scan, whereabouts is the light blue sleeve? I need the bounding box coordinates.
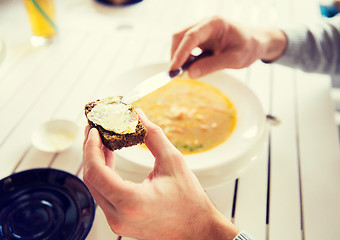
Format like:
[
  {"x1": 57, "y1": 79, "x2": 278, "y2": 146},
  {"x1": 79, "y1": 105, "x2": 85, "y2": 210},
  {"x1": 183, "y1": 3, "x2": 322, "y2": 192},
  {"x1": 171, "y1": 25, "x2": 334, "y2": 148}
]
[{"x1": 274, "y1": 14, "x2": 340, "y2": 75}]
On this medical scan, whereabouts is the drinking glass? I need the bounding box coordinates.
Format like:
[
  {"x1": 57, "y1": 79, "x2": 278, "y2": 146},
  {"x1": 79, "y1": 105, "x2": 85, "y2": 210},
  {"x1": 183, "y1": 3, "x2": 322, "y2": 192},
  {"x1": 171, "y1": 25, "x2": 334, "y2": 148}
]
[{"x1": 23, "y1": 0, "x2": 58, "y2": 47}]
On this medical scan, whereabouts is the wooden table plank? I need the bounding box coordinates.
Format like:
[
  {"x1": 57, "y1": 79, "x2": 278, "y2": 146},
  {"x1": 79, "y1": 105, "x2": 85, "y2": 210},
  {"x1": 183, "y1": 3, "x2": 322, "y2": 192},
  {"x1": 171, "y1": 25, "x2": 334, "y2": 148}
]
[
  {"x1": 0, "y1": 32, "x2": 84, "y2": 145},
  {"x1": 296, "y1": 72, "x2": 340, "y2": 240},
  {"x1": 49, "y1": 31, "x2": 128, "y2": 118},
  {"x1": 8, "y1": 29, "x2": 148, "y2": 173},
  {"x1": 233, "y1": 61, "x2": 271, "y2": 240},
  {"x1": 13, "y1": 149, "x2": 55, "y2": 173},
  {"x1": 0, "y1": 32, "x2": 98, "y2": 178},
  {"x1": 269, "y1": 65, "x2": 303, "y2": 240},
  {"x1": 205, "y1": 181, "x2": 237, "y2": 220},
  {"x1": 49, "y1": 136, "x2": 83, "y2": 174}
]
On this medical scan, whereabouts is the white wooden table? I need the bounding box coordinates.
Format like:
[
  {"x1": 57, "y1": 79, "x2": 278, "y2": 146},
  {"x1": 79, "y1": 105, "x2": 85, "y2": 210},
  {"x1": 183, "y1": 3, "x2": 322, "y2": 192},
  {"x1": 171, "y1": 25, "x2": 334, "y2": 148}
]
[{"x1": 1, "y1": 0, "x2": 340, "y2": 239}]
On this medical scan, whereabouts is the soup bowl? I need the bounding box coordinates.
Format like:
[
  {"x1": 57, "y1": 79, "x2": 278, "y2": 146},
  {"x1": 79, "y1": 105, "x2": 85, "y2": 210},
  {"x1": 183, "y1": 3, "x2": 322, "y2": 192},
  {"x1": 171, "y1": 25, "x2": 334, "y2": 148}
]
[{"x1": 100, "y1": 63, "x2": 267, "y2": 188}]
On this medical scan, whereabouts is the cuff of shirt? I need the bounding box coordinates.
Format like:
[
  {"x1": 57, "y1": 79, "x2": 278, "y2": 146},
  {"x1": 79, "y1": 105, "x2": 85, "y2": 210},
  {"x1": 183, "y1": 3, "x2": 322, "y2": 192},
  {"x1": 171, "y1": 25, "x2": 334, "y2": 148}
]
[
  {"x1": 261, "y1": 26, "x2": 306, "y2": 66},
  {"x1": 233, "y1": 231, "x2": 255, "y2": 240}
]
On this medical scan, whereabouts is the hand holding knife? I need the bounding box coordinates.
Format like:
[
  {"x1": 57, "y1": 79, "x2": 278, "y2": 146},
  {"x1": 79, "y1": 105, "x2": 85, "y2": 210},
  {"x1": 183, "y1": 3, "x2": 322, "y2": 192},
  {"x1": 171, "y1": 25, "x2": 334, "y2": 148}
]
[{"x1": 121, "y1": 50, "x2": 214, "y2": 104}]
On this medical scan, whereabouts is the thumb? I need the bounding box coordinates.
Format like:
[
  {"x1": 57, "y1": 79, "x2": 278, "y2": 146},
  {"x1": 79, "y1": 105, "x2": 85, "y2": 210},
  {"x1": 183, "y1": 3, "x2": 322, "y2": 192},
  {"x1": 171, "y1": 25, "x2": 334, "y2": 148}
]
[
  {"x1": 84, "y1": 128, "x2": 105, "y2": 163},
  {"x1": 188, "y1": 51, "x2": 248, "y2": 78}
]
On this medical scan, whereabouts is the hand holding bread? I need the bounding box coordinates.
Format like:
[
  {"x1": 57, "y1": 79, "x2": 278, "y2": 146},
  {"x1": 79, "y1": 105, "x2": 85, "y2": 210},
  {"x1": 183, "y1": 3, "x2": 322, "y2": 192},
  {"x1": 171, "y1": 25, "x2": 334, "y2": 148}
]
[{"x1": 82, "y1": 109, "x2": 239, "y2": 240}]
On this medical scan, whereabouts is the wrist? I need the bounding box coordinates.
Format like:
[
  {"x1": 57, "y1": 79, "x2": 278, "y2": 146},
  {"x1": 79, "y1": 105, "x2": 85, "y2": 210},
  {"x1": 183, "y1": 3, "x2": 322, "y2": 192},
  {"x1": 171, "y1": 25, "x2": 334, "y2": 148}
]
[
  {"x1": 171, "y1": 198, "x2": 240, "y2": 240},
  {"x1": 204, "y1": 207, "x2": 240, "y2": 240},
  {"x1": 256, "y1": 28, "x2": 287, "y2": 62},
  {"x1": 179, "y1": 201, "x2": 239, "y2": 240}
]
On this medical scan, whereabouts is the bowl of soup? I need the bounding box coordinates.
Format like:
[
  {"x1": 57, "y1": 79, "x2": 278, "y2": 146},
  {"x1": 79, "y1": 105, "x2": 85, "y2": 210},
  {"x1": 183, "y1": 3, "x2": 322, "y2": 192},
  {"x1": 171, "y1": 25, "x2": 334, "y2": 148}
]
[
  {"x1": 133, "y1": 77, "x2": 237, "y2": 155},
  {"x1": 100, "y1": 63, "x2": 267, "y2": 187}
]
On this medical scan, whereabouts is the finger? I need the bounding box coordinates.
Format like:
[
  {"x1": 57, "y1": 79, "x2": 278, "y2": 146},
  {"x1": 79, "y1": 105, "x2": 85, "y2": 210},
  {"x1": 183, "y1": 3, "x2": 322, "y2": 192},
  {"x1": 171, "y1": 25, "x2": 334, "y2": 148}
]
[
  {"x1": 135, "y1": 109, "x2": 184, "y2": 167},
  {"x1": 85, "y1": 125, "x2": 115, "y2": 168},
  {"x1": 83, "y1": 125, "x2": 91, "y2": 151},
  {"x1": 86, "y1": 182, "x2": 117, "y2": 213},
  {"x1": 170, "y1": 32, "x2": 198, "y2": 71},
  {"x1": 83, "y1": 128, "x2": 135, "y2": 202},
  {"x1": 170, "y1": 20, "x2": 218, "y2": 71},
  {"x1": 84, "y1": 125, "x2": 91, "y2": 137},
  {"x1": 188, "y1": 50, "x2": 251, "y2": 78},
  {"x1": 104, "y1": 147, "x2": 115, "y2": 168},
  {"x1": 85, "y1": 183, "x2": 122, "y2": 229},
  {"x1": 136, "y1": 109, "x2": 177, "y2": 156},
  {"x1": 171, "y1": 30, "x2": 186, "y2": 60},
  {"x1": 170, "y1": 24, "x2": 197, "y2": 59},
  {"x1": 187, "y1": 55, "x2": 227, "y2": 78}
]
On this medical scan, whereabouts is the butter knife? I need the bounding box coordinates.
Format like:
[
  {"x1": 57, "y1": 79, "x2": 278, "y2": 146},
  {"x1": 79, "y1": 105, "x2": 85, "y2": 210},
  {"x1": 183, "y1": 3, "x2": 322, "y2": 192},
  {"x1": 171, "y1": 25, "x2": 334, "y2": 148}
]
[{"x1": 121, "y1": 50, "x2": 213, "y2": 104}]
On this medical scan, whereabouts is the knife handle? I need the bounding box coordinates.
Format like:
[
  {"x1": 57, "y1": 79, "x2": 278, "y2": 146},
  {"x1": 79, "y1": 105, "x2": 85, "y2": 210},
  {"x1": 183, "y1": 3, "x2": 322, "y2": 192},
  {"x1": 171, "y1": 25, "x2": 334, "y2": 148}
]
[
  {"x1": 181, "y1": 49, "x2": 214, "y2": 71},
  {"x1": 169, "y1": 49, "x2": 214, "y2": 78}
]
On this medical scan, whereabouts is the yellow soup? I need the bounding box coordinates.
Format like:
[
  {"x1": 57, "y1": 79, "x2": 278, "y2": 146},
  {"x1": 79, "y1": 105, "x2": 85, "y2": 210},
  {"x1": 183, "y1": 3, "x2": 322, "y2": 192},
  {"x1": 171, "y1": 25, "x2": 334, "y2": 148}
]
[{"x1": 134, "y1": 77, "x2": 237, "y2": 154}]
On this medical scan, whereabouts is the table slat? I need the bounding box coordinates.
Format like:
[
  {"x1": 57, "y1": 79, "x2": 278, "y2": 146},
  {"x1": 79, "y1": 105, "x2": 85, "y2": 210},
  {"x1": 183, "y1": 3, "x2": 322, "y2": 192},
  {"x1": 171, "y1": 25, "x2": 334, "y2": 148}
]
[
  {"x1": 232, "y1": 62, "x2": 271, "y2": 240},
  {"x1": 296, "y1": 72, "x2": 340, "y2": 240},
  {"x1": 269, "y1": 65, "x2": 303, "y2": 240}
]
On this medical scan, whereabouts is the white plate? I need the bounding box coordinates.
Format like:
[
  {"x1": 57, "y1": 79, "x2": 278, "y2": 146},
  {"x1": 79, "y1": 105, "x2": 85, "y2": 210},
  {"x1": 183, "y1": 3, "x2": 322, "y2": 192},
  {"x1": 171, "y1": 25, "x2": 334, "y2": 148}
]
[
  {"x1": 32, "y1": 119, "x2": 79, "y2": 153},
  {"x1": 101, "y1": 63, "x2": 267, "y2": 187}
]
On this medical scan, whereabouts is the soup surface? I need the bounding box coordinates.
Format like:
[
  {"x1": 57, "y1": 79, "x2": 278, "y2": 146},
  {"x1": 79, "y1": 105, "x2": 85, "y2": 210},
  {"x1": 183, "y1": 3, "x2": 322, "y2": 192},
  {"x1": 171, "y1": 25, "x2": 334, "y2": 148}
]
[{"x1": 133, "y1": 77, "x2": 236, "y2": 154}]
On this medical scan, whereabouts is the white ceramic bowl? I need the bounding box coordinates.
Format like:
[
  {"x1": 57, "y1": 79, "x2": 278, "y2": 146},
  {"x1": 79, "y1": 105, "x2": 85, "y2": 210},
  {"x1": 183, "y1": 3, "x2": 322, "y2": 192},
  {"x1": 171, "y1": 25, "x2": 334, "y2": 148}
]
[
  {"x1": 102, "y1": 63, "x2": 267, "y2": 187},
  {"x1": 32, "y1": 119, "x2": 79, "y2": 153}
]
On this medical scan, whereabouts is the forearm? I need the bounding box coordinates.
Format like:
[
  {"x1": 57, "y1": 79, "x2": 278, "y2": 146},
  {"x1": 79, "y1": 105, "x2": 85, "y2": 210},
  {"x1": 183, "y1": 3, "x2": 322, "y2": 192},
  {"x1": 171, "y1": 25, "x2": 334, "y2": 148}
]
[{"x1": 262, "y1": 16, "x2": 340, "y2": 75}]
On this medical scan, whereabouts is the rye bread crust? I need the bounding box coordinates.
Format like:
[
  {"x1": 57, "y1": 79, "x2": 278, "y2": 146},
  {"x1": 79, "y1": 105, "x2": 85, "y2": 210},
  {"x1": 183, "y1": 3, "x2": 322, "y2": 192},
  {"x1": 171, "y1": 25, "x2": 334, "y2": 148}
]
[{"x1": 85, "y1": 99, "x2": 146, "y2": 151}]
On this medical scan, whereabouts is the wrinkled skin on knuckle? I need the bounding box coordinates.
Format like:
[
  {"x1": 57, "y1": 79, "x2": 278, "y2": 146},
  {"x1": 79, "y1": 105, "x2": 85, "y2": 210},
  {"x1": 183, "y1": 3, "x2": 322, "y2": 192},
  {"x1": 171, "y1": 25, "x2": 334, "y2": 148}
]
[
  {"x1": 167, "y1": 153, "x2": 187, "y2": 175},
  {"x1": 232, "y1": 53, "x2": 251, "y2": 68},
  {"x1": 114, "y1": 188, "x2": 143, "y2": 215},
  {"x1": 172, "y1": 32, "x2": 181, "y2": 42},
  {"x1": 183, "y1": 30, "x2": 201, "y2": 46},
  {"x1": 210, "y1": 15, "x2": 226, "y2": 28},
  {"x1": 210, "y1": 15, "x2": 224, "y2": 22},
  {"x1": 146, "y1": 124, "x2": 164, "y2": 139}
]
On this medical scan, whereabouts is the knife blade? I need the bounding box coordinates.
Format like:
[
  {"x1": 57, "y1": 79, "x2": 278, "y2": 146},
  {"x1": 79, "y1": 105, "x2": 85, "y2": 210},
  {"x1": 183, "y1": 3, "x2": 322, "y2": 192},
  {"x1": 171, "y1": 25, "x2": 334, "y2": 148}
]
[{"x1": 121, "y1": 50, "x2": 213, "y2": 104}]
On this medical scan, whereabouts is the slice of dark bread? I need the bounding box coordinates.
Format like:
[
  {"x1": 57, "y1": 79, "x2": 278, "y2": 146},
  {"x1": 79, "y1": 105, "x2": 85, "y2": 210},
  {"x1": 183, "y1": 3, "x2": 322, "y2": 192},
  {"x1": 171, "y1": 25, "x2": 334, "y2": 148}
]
[{"x1": 85, "y1": 98, "x2": 146, "y2": 151}]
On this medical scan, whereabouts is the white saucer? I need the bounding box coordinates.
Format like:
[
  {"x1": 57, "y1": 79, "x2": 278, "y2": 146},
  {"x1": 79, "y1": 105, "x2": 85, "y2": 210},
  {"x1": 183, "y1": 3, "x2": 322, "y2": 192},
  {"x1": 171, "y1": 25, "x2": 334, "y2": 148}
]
[
  {"x1": 101, "y1": 63, "x2": 267, "y2": 188},
  {"x1": 32, "y1": 119, "x2": 79, "y2": 153}
]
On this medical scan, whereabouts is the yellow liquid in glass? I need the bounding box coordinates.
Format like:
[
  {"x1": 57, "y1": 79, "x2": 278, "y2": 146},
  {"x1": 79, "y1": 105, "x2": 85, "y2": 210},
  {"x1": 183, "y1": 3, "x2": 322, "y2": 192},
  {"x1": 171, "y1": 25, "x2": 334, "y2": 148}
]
[{"x1": 23, "y1": 0, "x2": 56, "y2": 39}]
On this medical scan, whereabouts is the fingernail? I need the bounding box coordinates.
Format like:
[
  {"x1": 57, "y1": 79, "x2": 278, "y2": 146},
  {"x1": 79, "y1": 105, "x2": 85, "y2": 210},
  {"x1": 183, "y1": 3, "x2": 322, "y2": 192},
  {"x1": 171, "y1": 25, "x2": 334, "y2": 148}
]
[
  {"x1": 136, "y1": 108, "x2": 148, "y2": 120},
  {"x1": 190, "y1": 68, "x2": 201, "y2": 78}
]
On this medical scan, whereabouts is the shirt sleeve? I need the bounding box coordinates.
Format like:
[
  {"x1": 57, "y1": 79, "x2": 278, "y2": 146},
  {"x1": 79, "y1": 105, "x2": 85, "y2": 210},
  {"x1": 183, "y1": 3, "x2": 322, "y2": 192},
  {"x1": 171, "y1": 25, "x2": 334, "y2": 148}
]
[
  {"x1": 273, "y1": 14, "x2": 340, "y2": 75},
  {"x1": 233, "y1": 231, "x2": 256, "y2": 240}
]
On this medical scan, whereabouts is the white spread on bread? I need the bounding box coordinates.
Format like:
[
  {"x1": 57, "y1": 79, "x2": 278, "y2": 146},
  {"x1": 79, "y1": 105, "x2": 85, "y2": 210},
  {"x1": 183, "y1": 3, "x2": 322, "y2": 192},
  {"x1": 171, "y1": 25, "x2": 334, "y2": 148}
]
[{"x1": 87, "y1": 96, "x2": 138, "y2": 134}]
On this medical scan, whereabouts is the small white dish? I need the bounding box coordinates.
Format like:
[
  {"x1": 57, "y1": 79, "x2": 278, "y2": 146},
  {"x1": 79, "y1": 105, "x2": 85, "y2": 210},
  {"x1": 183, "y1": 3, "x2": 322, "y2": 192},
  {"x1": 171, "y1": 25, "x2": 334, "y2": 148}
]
[{"x1": 32, "y1": 119, "x2": 79, "y2": 153}]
